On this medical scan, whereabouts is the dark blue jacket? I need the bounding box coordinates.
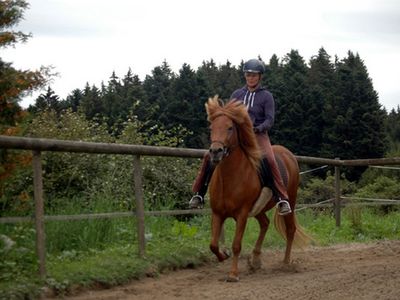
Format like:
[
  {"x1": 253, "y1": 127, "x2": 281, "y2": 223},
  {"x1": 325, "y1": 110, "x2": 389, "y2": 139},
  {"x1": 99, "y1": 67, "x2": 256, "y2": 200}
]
[{"x1": 230, "y1": 86, "x2": 275, "y2": 132}]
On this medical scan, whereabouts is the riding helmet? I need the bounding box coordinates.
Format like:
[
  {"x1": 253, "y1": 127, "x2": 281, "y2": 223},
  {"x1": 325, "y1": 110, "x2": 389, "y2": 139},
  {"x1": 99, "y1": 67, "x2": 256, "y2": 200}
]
[{"x1": 243, "y1": 59, "x2": 265, "y2": 74}]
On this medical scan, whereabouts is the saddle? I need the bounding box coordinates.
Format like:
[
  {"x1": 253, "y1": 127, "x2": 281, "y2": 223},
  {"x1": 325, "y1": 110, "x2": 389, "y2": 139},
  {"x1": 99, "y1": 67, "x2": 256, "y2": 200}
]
[
  {"x1": 249, "y1": 154, "x2": 288, "y2": 217},
  {"x1": 258, "y1": 153, "x2": 288, "y2": 190}
]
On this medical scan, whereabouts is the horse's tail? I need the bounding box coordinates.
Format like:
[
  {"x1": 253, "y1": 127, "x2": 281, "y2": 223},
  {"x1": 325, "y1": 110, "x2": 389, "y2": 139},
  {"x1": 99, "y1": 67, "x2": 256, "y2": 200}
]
[{"x1": 273, "y1": 210, "x2": 313, "y2": 249}]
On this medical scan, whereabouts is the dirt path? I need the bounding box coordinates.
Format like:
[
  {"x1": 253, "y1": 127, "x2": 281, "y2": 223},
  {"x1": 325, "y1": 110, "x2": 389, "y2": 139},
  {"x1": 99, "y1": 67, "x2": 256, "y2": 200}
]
[{"x1": 56, "y1": 240, "x2": 400, "y2": 300}]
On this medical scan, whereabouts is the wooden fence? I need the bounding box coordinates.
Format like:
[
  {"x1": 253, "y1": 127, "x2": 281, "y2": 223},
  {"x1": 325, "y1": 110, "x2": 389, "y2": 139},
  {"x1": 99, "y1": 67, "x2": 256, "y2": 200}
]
[{"x1": 1, "y1": 135, "x2": 400, "y2": 278}]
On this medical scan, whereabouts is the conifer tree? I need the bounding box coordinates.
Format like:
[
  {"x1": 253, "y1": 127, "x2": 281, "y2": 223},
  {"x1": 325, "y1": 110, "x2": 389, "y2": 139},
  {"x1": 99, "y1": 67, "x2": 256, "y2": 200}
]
[
  {"x1": 102, "y1": 71, "x2": 125, "y2": 131},
  {"x1": 196, "y1": 59, "x2": 220, "y2": 97},
  {"x1": 167, "y1": 63, "x2": 208, "y2": 147},
  {"x1": 29, "y1": 86, "x2": 61, "y2": 114},
  {"x1": 216, "y1": 60, "x2": 241, "y2": 100},
  {"x1": 273, "y1": 50, "x2": 309, "y2": 154},
  {"x1": 63, "y1": 88, "x2": 83, "y2": 112},
  {"x1": 142, "y1": 61, "x2": 174, "y2": 129},
  {"x1": 80, "y1": 83, "x2": 103, "y2": 120},
  {"x1": 325, "y1": 51, "x2": 387, "y2": 179},
  {"x1": 263, "y1": 54, "x2": 284, "y2": 143},
  {"x1": 306, "y1": 48, "x2": 336, "y2": 157},
  {"x1": 122, "y1": 68, "x2": 147, "y2": 120},
  {"x1": 385, "y1": 106, "x2": 400, "y2": 154}
]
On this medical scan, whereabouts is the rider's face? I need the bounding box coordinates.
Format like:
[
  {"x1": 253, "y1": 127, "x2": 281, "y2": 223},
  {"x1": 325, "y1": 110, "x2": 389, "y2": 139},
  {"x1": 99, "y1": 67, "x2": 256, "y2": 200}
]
[{"x1": 244, "y1": 72, "x2": 261, "y2": 89}]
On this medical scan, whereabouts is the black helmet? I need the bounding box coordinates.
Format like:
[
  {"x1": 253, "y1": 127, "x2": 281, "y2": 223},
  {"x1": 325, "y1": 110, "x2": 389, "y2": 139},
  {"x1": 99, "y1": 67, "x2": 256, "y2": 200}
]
[{"x1": 243, "y1": 59, "x2": 265, "y2": 74}]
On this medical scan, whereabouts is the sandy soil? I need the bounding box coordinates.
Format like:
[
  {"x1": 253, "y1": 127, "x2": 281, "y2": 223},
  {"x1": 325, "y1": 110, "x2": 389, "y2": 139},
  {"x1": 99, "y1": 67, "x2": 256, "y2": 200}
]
[{"x1": 53, "y1": 240, "x2": 400, "y2": 300}]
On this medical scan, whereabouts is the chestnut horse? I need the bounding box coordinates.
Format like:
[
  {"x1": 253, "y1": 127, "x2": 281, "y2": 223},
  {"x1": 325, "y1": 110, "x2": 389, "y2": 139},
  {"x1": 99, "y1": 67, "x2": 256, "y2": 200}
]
[{"x1": 206, "y1": 96, "x2": 311, "y2": 282}]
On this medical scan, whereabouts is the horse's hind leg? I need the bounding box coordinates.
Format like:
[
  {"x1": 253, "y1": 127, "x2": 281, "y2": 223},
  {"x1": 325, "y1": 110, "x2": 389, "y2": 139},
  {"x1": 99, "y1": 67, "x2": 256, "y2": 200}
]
[
  {"x1": 248, "y1": 213, "x2": 270, "y2": 271},
  {"x1": 210, "y1": 213, "x2": 229, "y2": 262}
]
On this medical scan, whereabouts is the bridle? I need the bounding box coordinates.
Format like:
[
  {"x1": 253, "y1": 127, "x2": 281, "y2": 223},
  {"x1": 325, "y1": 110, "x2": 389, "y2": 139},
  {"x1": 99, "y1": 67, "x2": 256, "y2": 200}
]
[
  {"x1": 210, "y1": 140, "x2": 230, "y2": 157},
  {"x1": 210, "y1": 122, "x2": 239, "y2": 159}
]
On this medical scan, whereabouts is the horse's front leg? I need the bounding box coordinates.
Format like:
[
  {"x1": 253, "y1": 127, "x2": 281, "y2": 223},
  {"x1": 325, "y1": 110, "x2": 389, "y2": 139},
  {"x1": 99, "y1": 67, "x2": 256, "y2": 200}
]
[
  {"x1": 210, "y1": 213, "x2": 229, "y2": 262},
  {"x1": 228, "y1": 214, "x2": 248, "y2": 282}
]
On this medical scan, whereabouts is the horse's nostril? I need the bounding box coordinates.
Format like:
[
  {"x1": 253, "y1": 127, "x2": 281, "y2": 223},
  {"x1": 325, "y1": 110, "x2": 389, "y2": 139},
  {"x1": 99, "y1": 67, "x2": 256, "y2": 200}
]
[{"x1": 210, "y1": 148, "x2": 223, "y2": 155}]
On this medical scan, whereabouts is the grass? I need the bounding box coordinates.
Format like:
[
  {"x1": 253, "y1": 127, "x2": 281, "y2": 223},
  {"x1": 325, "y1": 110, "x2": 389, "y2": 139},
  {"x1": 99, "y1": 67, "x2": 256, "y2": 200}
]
[{"x1": 1, "y1": 206, "x2": 400, "y2": 299}]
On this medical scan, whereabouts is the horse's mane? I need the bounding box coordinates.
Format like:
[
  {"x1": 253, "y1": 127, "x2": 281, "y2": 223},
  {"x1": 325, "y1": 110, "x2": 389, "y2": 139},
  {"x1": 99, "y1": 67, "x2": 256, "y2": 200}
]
[{"x1": 206, "y1": 96, "x2": 262, "y2": 170}]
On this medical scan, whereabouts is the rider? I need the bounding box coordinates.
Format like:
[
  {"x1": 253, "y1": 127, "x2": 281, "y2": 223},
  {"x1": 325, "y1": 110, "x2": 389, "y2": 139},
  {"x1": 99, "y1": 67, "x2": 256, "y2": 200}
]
[{"x1": 188, "y1": 58, "x2": 292, "y2": 216}]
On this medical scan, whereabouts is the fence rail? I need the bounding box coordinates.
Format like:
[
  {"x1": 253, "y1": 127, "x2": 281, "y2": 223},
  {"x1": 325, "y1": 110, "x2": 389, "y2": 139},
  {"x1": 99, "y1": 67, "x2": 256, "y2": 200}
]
[
  {"x1": 1, "y1": 135, "x2": 399, "y2": 279},
  {"x1": 2, "y1": 135, "x2": 400, "y2": 165}
]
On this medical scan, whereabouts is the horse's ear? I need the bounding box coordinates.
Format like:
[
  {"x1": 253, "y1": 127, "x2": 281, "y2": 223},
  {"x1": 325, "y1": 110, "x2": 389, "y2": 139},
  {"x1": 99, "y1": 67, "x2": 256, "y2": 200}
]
[
  {"x1": 211, "y1": 95, "x2": 226, "y2": 108},
  {"x1": 211, "y1": 95, "x2": 219, "y2": 105},
  {"x1": 206, "y1": 95, "x2": 220, "y2": 120}
]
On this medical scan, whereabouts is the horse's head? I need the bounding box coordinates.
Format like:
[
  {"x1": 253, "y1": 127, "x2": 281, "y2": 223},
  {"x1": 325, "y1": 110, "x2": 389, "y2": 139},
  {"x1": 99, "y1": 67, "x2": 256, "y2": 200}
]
[
  {"x1": 206, "y1": 96, "x2": 262, "y2": 168},
  {"x1": 209, "y1": 114, "x2": 238, "y2": 164}
]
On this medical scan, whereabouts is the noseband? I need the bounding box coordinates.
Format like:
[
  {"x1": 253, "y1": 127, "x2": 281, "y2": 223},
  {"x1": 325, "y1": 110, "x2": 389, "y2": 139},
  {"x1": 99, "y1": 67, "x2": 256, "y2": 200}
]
[{"x1": 210, "y1": 140, "x2": 231, "y2": 157}]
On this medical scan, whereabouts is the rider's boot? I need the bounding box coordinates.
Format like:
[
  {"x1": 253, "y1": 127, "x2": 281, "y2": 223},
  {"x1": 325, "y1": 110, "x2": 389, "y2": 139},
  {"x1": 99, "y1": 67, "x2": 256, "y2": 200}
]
[
  {"x1": 189, "y1": 157, "x2": 214, "y2": 209},
  {"x1": 259, "y1": 157, "x2": 292, "y2": 216}
]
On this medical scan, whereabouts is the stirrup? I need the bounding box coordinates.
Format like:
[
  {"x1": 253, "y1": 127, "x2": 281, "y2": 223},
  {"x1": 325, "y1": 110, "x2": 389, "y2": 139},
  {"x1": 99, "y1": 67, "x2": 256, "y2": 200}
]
[
  {"x1": 276, "y1": 198, "x2": 292, "y2": 216},
  {"x1": 189, "y1": 194, "x2": 204, "y2": 209}
]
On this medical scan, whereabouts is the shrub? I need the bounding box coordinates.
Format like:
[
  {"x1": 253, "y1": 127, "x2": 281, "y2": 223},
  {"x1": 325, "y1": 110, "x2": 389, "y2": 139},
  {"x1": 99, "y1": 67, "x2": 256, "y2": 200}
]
[{"x1": 298, "y1": 171, "x2": 356, "y2": 204}]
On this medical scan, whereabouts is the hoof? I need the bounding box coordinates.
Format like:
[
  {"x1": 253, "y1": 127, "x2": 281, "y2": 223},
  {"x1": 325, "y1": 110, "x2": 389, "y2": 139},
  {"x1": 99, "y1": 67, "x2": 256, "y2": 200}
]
[
  {"x1": 222, "y1": 248, "x2": 231, "y2": 259},
  {"x1": 283, "y1": 258, "x2": 291, "y2": 264},
  {"x1": 226, "y1": 275, "x2": 239, "y2": 282},
  {"x1": 247, "y1": 255, "x2": 262, "y2": 271}
]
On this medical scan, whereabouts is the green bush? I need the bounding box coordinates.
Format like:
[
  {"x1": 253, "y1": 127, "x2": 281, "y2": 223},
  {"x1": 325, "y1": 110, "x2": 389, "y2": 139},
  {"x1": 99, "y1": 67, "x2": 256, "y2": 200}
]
[
  {"x1": 2, "y1": 110, "x2": 198, "y2": 216},
  {"x1": 356, "y1": 175, "x2": 399, "y2": 199},
  {"x1": 298, "y1": 172, "x2": 356, "y2": 204}
]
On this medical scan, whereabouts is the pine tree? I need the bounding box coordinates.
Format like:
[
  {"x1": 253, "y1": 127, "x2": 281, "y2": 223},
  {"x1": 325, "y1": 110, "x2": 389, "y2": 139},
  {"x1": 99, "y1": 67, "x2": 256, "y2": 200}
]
[
  {"x1": 29, "y1": 86, "x2": 61, "y2": 114},
  {"x1": 217, "y1": 60, "x2": 241, "y2": 100},
  {"x1": 63, "y1": 88, "x2": 83, "y2": 112},
  {"x1": 165, "y1": 63, "x2": 194, "y2": 123},
  {"x1": 166, "y1": 63, "x2": 208, "y2": 148},
  {"x1": 80, "y1": 83, "x2": 103, "y2": 120},
  {"x1": 264, "y1": 54, "x2": 284, "y2": 143},
  {"x1": 102, "y1": 71, "x2": 125, "y2": 132},
  {"x1": 122, "y1": 68, "x2": 147, "y2": 120},
  {"x1": 385, "y1": 106, "x2": 400, "y2": 154},
  {"x1": 142, "y1": 61, "x2": 174, "y2": 129},
  {"x1": 273, "y1": 50, "x2": 309, "y2": 154},
  {"x1": 306, "y1": 48, "x2": 336, "y2": 157},
  {"x1": 196, "y1": 59, "x2": 220, "y2": 97},
  {"x1": 326, "y1": 51, "x2": 387, "y2": 179}
]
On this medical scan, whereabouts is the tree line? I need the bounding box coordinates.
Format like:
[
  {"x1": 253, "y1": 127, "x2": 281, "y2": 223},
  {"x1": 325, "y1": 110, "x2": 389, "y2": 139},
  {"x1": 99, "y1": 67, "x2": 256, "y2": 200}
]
[{"x1": 29, "y1": 50, "x2": 398, "y2": 159}]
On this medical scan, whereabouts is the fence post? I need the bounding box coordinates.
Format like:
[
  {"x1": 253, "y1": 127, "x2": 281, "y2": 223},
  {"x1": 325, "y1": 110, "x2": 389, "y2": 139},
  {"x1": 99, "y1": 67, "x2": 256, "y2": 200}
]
[
  {"x1": 334, "y1": 157, "x2": 341, "y2": 227},
  {"x1": 32, "y1": 150, "x2": 46, "y2": 279},
  {"x1": 133, "y1": 155, "x2": 146, "y2": 257}
]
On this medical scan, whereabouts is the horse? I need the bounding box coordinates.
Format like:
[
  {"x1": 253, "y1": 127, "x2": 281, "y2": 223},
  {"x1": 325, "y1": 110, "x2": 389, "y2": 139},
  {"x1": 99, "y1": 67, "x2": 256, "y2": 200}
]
[{"x1": 206, "y1": 96, "x2": 311, "y2": 282}]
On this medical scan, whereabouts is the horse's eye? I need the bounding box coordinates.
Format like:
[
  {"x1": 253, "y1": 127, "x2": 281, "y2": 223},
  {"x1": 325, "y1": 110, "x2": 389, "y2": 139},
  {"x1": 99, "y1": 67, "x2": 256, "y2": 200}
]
[{"x1": 228, "y1": 126, "x2": 233, "y2": 131}]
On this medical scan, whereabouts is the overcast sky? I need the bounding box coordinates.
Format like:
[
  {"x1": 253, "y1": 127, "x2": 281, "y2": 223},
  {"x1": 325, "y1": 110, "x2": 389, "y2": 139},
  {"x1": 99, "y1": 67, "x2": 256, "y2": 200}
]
[{"x1": 3, "y1": 0, "x2": 400, "y2": 111}]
